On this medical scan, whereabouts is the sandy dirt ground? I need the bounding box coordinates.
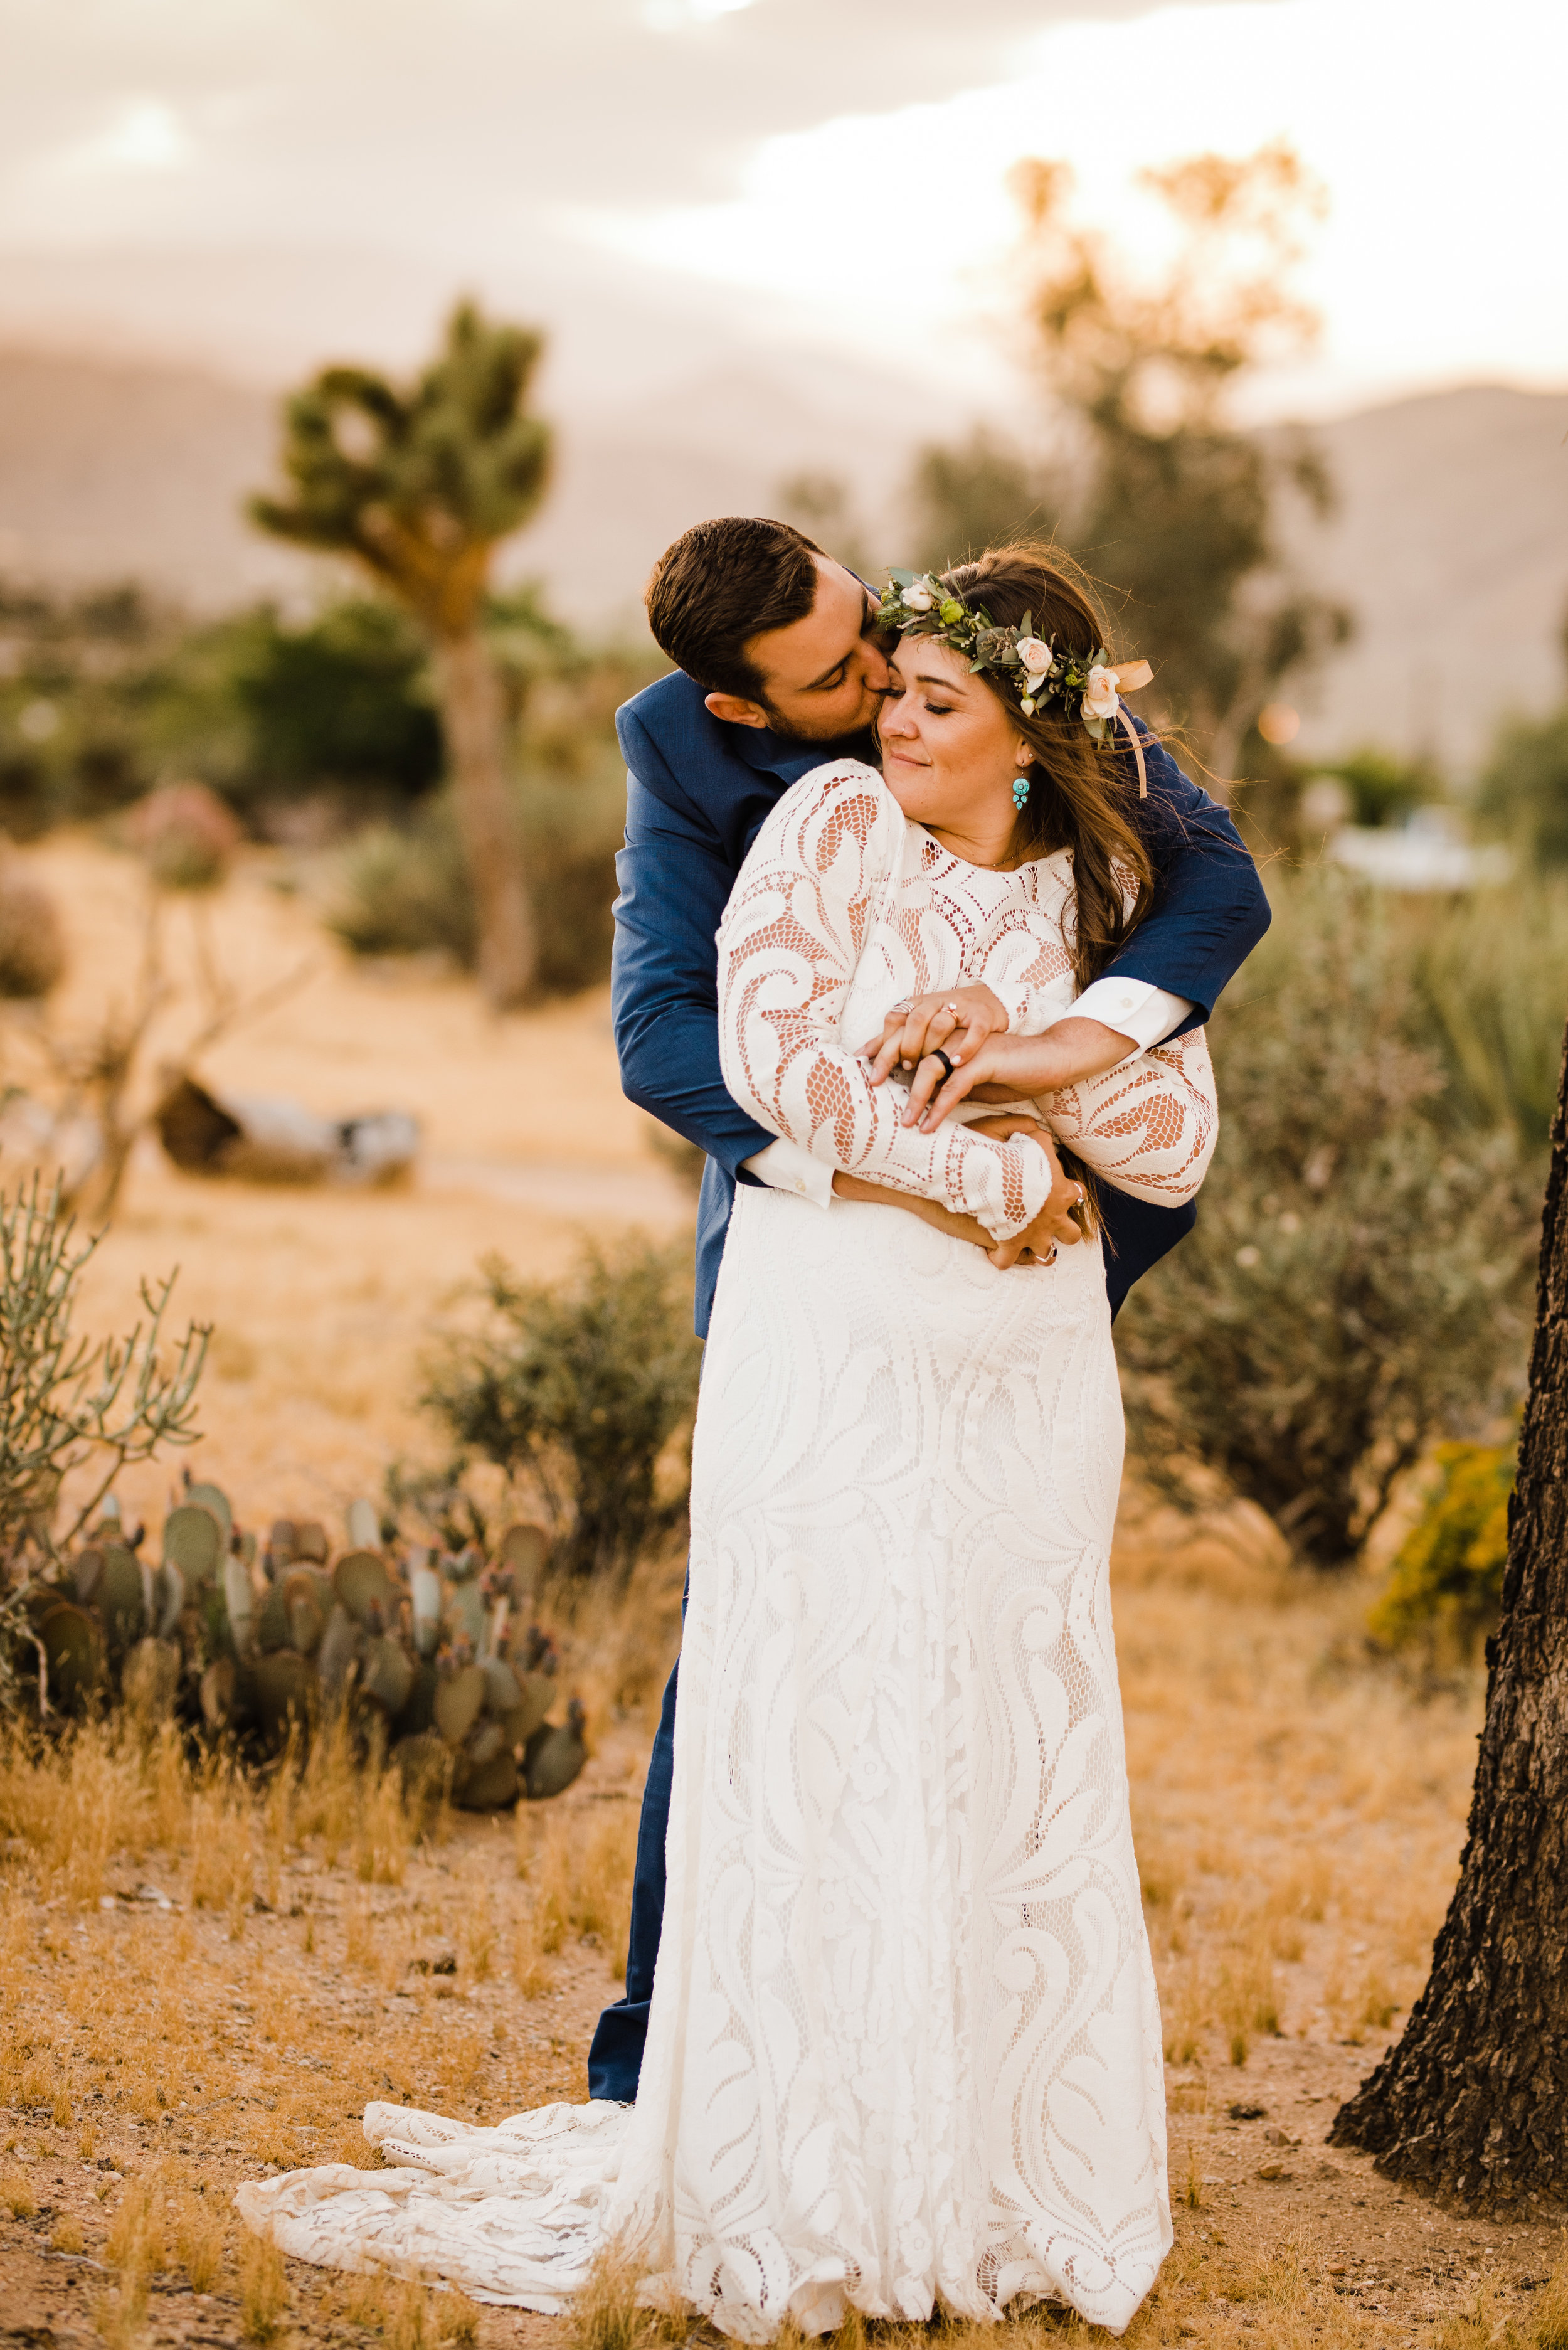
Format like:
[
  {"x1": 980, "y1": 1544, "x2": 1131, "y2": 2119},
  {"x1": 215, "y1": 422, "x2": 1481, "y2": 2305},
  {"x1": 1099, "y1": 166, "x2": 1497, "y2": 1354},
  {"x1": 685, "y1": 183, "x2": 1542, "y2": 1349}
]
[{"x1": 1, "y1": 839, "x2": 1559, "y2": 2346}]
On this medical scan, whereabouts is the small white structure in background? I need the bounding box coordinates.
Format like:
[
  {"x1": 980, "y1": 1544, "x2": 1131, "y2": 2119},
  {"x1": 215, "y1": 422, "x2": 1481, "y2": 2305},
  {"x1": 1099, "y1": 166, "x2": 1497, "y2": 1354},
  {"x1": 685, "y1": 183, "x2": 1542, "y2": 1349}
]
[
  {"x1": 1331, "y1": 810, "x2": 1512, "y2": 892},
  {"x1": 1301, "y1": 778, "x2": 1513, "y2": 891}
]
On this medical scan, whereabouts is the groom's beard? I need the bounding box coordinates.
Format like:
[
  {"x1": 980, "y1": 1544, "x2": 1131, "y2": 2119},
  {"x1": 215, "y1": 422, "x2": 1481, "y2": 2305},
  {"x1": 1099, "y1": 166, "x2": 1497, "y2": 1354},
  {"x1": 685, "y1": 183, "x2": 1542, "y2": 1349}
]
[{"x1": 758, "y1": 706, "x2": 883, "y2": 765}]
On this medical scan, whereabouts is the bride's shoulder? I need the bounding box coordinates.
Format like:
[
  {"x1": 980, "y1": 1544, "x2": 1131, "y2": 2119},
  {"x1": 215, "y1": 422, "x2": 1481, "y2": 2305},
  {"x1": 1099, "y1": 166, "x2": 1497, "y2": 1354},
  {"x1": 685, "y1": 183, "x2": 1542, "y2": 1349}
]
[{"x1": 771, "y1": 756, "x2": 897, "y2": 835}]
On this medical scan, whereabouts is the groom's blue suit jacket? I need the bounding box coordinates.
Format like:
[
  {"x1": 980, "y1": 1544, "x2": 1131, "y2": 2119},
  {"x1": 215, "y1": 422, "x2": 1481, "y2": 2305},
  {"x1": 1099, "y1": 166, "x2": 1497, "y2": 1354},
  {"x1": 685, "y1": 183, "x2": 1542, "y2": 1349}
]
[{"x1": 611, "y1": 669, "x2": 1269, "y2": 1335}]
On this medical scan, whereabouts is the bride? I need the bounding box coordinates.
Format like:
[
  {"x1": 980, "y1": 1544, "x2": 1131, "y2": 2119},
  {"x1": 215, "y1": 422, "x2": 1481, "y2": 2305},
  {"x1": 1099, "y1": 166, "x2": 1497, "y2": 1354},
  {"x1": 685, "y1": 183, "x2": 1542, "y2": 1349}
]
[{"x1": 239, "y1": 548, "x2": 1218, "y2": 2339}]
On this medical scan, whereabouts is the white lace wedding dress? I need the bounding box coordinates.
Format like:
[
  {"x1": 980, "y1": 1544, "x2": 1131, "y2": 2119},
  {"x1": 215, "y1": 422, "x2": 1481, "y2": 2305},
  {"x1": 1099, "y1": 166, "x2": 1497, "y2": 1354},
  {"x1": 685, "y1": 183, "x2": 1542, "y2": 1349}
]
[{"x1": 238, "y1": 761, "x2": 1217, "y2": 2339}]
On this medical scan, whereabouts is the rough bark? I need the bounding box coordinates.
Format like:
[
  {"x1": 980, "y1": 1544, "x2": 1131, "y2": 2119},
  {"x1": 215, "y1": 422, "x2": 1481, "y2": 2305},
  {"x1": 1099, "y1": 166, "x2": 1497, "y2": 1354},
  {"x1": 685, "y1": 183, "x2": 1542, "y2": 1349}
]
[
  {"x1": 1330, "y1": 1018, "x2": 1568, "y2": 2213},
  {"x1": 435, "y1": 630, "x2": 536, "y2": 1009}
]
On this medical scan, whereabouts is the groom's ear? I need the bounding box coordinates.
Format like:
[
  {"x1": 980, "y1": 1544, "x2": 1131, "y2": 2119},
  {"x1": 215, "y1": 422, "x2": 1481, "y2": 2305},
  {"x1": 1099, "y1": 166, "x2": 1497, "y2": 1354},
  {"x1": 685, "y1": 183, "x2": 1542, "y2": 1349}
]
[{"x1": 704, "y1": 689, "x2": 772, "y2": 731}]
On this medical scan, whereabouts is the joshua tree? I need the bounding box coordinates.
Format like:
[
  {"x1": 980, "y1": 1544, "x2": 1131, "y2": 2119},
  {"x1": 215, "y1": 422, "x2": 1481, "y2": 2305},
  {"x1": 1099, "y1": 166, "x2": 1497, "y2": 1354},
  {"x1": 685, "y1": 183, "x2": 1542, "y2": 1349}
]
[
  {"x1": 252, "y1": 301, "x2": 551, "y2": 1007},
  {"x1": 1331, "y1": 1019, "x2": 1568, "y2": 2211},
  {"x1": 1007, "y1": 143, "x2": 1352, "y2": 782}
]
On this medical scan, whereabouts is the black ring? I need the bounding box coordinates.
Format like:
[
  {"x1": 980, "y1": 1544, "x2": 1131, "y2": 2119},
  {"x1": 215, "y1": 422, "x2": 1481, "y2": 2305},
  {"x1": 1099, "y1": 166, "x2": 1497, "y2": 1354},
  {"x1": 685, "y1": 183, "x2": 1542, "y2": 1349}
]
[{"x1": 930, "y1": 1048, "x2": 956, "y2": 1083}]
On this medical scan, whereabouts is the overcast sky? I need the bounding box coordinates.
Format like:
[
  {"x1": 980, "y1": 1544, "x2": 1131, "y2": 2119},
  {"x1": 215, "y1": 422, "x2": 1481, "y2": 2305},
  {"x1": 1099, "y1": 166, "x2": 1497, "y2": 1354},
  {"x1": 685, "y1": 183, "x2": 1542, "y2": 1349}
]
[{"x1": 0, "y1": 0, "x2": 1562, "y2": 420}]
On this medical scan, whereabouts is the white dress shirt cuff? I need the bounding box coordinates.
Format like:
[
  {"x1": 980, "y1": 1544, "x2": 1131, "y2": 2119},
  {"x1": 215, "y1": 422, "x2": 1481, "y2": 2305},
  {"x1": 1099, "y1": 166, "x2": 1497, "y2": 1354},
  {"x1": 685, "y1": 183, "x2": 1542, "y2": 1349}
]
[
  {"x1": 744, "y1": 1135, "x2": 835, "y2": 1208},
  {"x1": 1001, "y1": 976, "x2": 1193, "y2": 1054}
]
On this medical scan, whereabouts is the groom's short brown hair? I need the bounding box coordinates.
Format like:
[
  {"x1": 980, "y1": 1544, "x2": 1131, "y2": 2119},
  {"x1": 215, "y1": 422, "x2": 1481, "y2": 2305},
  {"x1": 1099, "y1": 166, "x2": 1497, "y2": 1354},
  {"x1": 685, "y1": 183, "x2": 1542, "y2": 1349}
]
[{"x1": 645, "y1": 517, "x2": 825, "y2": 700}]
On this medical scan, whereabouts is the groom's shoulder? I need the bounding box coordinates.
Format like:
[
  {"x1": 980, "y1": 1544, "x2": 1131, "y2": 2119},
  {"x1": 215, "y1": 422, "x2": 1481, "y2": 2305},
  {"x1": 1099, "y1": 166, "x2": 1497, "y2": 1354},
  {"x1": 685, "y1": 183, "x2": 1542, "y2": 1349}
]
[{"x1": 615, "y1": 667, "x2": 715, "y2": 780}]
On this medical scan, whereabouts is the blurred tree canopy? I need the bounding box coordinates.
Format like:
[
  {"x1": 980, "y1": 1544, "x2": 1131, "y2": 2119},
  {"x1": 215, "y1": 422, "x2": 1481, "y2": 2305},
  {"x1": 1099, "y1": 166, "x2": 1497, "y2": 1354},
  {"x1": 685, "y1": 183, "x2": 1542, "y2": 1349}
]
[
  {"x1": 251, "y1": 300, "x2": 553, "y2": 1006},
  {"x1": 905, "y1": 143, "x2": 1353, "y2": 785}
]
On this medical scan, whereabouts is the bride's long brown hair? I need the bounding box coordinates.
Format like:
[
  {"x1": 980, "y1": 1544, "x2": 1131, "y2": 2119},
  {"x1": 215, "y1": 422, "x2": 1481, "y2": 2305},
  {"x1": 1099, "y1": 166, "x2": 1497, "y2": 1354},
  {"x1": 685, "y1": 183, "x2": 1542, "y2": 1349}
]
[{"x1": 934, "y1": 545, "x2": 1155, "y2": 991}]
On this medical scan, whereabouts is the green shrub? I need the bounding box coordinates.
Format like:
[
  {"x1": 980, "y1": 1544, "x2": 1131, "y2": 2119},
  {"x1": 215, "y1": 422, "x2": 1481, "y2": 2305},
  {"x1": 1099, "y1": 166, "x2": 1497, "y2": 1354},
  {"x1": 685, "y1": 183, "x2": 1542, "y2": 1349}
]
[
  {"x1": 1475, "y1": 704, "x2": 1568, "y2": 868},
  {"x1": 1368, "y1": 1440, "x2": 1514, "y2": 1657},
  {"x1": 226, "y1": 597, "x2": 444, "y2": 809},
  {"x1": 327, "y1": 758, "x2": 624, "y2": 997},
  {"x1": 421, "y1": 1240, "x2": 702, "y2": 1588},
  {"x1": 328, "y1": 799, "x2": 475, "y2": 964},
  {"x1": 1402, "y1": 881, "x2": 1568, "y2": 1152},
  {"x1": 1116, "y1": 871, "x2": 1540, "y2": 1565}
]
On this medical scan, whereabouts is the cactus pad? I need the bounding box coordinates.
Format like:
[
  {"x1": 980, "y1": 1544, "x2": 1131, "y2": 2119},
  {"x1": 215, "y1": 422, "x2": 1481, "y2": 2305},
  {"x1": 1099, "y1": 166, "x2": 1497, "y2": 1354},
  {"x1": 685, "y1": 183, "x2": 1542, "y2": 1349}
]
[
  {"x1": 433, "y1": 1662, "x2": 486, "y2": 1746},
  {"x1": 498, "y1": 1521, "x2": 549, "y2": 1580},
  {"x1": 251, "y1": 1650, "x2": 314, "y2": 1742},
  {"x1": 458, "y1": 1751, "x2": 518, "y2": 1812},
  {"x1": 334, "y1": 1549, "x2": 400, "y2": 1627},
  {"x1": 185, "y1": 1482, "x2": 233, "y2": 1545},
  {"x1": 40, "y1": 1603, "x2": 100, "y2": 1708},
  {"x1": 98, "y1": 1548, "x2": 146, "y2": 1642},
  {"x1": 282, "y1": 1568, "x2": 330, "y2": 1657},
  {"x1": 72, "y1": 1548, "x2": 105, "y2": 1605},
  {"x1": 361, "y1": 1635, "x2": 415, "y2": 1717},
  {"x1": 164, "y1": 1504, "x2": 222, "y2": 1584},
  {"x1": 481, "y1": 1659, "x2": 522, "y2": 1715}
]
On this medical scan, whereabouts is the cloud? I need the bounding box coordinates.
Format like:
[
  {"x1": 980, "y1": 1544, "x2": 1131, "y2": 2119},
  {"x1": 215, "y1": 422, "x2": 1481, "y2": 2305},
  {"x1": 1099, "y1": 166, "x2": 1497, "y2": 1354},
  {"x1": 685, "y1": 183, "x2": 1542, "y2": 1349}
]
[{"x1": 48, "y1": 96, "x2": 194, "y2": 179}]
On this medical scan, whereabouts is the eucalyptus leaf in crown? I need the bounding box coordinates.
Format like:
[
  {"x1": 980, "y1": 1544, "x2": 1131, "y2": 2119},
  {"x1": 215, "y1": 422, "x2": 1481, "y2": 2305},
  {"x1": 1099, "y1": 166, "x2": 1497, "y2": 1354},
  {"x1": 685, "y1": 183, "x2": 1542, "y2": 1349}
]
[{"x1": 878, "y1": 570, "x2": 1152, "y2": 752}]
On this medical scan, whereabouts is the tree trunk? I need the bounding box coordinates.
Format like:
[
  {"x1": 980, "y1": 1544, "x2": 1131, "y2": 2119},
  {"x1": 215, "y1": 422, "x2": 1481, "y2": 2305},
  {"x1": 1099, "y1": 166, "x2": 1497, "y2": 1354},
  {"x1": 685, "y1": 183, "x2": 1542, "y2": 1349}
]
[
  {"x1": 435, "y1": 630, "x2": 536, "y2": 1009},
  {"x1": 1330, "y1": 1018, "x2": 1568, "y2": 2214}
]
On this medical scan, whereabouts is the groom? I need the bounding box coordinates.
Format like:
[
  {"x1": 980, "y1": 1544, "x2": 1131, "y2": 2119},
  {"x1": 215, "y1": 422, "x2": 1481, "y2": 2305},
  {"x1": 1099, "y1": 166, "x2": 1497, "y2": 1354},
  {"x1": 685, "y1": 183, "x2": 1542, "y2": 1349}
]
[{"x1": 588, "y1": 516, "x2": 1270, "y2": 2103}]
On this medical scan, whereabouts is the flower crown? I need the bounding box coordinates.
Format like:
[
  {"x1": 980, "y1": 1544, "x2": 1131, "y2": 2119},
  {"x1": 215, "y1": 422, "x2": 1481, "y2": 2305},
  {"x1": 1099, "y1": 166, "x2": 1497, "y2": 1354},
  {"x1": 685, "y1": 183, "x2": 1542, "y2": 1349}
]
[{"x1": 877, "y1": 570, "x2": 1153, "y2": 793}]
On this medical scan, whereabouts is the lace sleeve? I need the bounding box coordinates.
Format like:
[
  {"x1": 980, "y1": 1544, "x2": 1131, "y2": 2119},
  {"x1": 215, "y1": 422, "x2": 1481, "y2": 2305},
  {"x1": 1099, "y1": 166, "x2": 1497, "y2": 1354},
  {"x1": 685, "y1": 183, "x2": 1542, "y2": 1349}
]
[
  {"x1": 717, "y1": 763, "x2": 1049, "y2": 1243},
  {"x1": 1045, "y1": 1028, "x2": 1219, "y2": 1206}
]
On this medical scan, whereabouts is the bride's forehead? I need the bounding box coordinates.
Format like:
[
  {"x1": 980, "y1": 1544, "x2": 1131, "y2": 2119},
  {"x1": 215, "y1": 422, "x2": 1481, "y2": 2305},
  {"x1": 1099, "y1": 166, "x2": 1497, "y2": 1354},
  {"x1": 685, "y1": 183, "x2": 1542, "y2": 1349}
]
[{"x1": 892, "y1": 636, "x2": 973, "y2": 688}]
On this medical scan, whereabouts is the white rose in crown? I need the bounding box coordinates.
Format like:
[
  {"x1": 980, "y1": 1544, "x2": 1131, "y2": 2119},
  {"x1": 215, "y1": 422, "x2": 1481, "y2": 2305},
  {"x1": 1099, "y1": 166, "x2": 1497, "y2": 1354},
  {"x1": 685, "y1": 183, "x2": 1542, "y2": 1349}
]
[
  {"x1": 1015, "y1": 635, "x2": 1054, "y2": 686},
  {"x1": 903, "y1": 582, "x2": 937, "y2": 613},
  {"x1": 1081, "y1": 664, "x2": 1121, "y2": 721}
]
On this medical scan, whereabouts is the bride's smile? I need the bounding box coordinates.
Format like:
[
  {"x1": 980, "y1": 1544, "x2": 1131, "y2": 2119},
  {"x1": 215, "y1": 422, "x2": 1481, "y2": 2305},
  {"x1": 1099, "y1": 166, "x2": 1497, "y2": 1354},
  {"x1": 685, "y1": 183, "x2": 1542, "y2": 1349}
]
[{"x1": 879, "y1": 634, "x2": 1037, "y2": 871}]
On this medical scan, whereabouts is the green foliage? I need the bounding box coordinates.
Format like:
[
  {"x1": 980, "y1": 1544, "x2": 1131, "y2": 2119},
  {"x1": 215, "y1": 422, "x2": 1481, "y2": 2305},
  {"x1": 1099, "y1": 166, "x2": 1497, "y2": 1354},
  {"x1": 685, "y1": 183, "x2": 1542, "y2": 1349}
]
[
  {"x1": 1475, "y1": 704, "x2": 1568, "y2": 868},
  {"x1": 327, "y1": 757, "x2": 625, "y2": 994},
  {"x1": 999, "y1": 144, "x2": 1352, "y2": 769},
  {"x1": 421, "y1": 1240, "x2": 704, "y2": 1588},
  {"x1": 250, "y1": 300, "x2": 551, "y2": 639},
  {"x1": 1310, "y1": 745, "x2": 1440, "y2": 829},
  {"x1": 0, "y1": 1174, "x2": 209, "y2": 1558},
  {"x1": 906, "y1": 428, "x2": 1062, "y2": 575},
  {"x1": 0, "y1": 579, "x2": 167, "y2": 836},
  {"x1": 226, "y1": 598, "x2": 443, "y2": 806},
  {"x1": 1368, "y1": 1440, "x2": 1515, "y2": 1657},
  {"x1": 1403, "y1": 883, "x2": 1568, "y2": 1152},
  {"x1": 1116, "y1": 873, "x2": 1541, "y2": 1564}
]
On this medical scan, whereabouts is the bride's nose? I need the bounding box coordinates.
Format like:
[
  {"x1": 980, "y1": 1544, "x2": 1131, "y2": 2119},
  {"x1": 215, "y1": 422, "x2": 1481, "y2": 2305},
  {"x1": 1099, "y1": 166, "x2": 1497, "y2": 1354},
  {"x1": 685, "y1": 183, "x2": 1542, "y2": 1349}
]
[{"x1": 880, "y1": 692, "x2": 916, "y2": 736}]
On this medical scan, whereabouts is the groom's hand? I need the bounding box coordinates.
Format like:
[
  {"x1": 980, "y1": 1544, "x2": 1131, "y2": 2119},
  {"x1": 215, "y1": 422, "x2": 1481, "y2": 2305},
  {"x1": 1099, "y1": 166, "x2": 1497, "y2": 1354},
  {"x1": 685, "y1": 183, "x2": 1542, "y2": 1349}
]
[
  {"x1": 904, "y1": 1015, "x2": 1137, "y2": 1131},
  {"x1": 860, "y1": 985, "x2": 1010, "y2": 1090}
]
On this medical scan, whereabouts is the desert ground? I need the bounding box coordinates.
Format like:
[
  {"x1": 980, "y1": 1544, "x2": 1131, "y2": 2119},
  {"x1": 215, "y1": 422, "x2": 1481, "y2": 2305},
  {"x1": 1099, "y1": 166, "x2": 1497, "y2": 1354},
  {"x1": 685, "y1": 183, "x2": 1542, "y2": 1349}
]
[{"x1": 1, "y1": 836, "x2": 1561, "y2": 2349}]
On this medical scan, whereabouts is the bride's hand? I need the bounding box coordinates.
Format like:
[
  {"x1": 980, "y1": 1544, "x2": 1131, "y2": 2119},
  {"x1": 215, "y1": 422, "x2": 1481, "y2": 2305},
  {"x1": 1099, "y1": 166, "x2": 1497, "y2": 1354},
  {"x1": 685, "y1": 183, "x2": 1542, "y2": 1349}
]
[
  {"x1": 859, "y1": 985, "x2": 1009, "y2": 1090},
  {"x1": 968, "y1": 1117, "x2": 1085, "y2": 1267}
]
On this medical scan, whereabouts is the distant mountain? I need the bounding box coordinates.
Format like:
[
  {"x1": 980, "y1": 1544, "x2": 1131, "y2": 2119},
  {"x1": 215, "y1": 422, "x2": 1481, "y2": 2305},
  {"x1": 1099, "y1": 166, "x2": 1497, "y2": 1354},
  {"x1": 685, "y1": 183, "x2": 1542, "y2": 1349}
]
[
  {"x1": 1279, "y1": 384, "x2": 1568, "y2": 772},
  {"x1": 1, "y1": 345, "x2": 1564, "y2": 774},
  {"x1": 0, "y1": 347, "x2": 298, "y2": 609}
]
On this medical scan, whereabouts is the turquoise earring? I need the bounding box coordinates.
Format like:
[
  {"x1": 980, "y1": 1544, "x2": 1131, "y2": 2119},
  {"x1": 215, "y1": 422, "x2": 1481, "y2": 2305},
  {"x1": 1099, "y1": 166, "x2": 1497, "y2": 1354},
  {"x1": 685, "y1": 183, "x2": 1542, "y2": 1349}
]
[{"x1": 1011, "y1": 772, "x2": 1031, "y2": 813}]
